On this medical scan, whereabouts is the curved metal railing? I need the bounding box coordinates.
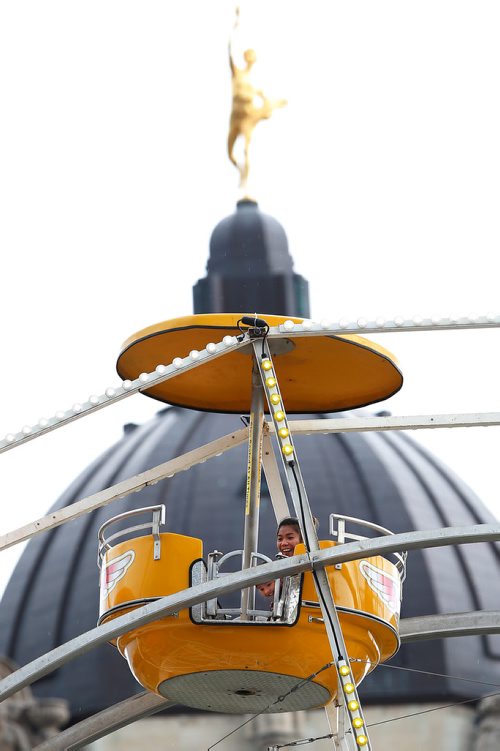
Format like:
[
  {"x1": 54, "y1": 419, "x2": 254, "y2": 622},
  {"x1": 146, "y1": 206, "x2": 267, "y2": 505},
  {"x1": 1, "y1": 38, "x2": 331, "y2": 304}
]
[{"x1": 330, "y1": 513, "x2": 407, "y2": 583}]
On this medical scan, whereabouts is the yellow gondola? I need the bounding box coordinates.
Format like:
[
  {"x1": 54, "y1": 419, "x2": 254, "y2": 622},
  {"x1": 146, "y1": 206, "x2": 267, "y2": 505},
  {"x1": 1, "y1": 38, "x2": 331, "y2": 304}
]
[
  {"x1": 98, "y1": 523, "x2": 403, "y2": 713},
  {"x1": 98, "y1": 313, "x2": 406, "y2": 733}
]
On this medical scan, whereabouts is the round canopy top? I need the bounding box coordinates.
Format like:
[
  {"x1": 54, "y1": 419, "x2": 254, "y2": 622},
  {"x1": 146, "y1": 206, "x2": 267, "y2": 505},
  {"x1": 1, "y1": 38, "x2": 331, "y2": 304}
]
[{"x1": 116, "y1": 313, "x2": 403, "y2": 413}]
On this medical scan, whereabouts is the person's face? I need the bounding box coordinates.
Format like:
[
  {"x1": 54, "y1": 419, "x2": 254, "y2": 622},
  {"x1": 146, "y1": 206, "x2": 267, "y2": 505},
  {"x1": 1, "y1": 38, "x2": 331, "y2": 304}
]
[
  {"x1": 256, "y1": 581, "x2": 275, "y2": 598},
  {"x1": 277, "y1": 525, "x2": 302, "y2": 557}
]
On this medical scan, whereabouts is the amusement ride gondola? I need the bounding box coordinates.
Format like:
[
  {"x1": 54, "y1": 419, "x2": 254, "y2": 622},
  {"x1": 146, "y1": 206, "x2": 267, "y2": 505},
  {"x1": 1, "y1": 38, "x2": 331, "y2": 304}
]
[{"x1": 96, "y1": 310, "x2": 408, "y2": 749}]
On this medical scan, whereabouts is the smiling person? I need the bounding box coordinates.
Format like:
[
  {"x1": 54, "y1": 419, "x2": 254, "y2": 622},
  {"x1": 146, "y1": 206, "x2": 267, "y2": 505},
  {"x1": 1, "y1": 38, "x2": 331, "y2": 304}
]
[
  {"x1": 276, "y1": 516, "x2": 319, "y2": 556},
  {"x1": 276, "y1": 517, "x2": 303, "y2": 557}
]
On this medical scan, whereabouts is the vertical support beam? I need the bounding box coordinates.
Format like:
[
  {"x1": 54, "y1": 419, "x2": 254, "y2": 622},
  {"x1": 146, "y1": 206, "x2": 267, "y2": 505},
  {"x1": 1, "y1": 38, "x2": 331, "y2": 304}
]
[
  {"x1": 261, "y1": 427, "x2": 290, "y2": 522},
  {"x1": 325, "y1": 701, "x2": 355, "y2": 750},
  {"x1": 241, "y1": 361, "x2": 265, "y2": 618},
  {"x1": 254, "y1": 338, "x2": 373, "y2": 750}
]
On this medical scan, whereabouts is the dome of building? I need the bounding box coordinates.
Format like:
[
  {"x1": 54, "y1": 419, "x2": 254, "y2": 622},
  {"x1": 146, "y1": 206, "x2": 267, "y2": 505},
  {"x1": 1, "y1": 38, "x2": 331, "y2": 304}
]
[
  {"x1": 0, "y1": 407, "x2": 499, "y2": 720},
  {"x1": 193, "y1": 199, "x2": 310, "y2": 317},
  {"x1": 208, "y1": 199, "x2": 291, "y2": 274}
]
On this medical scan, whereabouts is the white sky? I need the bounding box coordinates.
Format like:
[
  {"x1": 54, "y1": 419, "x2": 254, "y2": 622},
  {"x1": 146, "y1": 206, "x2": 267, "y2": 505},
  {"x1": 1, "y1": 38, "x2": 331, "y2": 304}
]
[{"x1": 0, "y1": 1, "x2": 499, "y2": 598}]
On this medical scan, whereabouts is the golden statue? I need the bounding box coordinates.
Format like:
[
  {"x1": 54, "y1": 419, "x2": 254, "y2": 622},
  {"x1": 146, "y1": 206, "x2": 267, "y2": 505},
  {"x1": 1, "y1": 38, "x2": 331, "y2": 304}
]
[{"x1": 228, "y1": 9, "x2": 287, "y2": 191}]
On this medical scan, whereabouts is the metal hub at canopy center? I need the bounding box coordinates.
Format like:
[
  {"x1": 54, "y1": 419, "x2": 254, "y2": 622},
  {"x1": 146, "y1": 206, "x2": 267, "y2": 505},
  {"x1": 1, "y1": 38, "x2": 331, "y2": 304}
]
[{"x1": 116, "y1": 313, "x2": 403, "y2": 413}]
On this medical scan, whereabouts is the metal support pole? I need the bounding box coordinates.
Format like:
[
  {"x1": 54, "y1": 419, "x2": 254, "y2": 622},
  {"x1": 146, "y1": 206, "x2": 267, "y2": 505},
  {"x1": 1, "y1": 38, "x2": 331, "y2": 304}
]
[
  {"x1": 262, "y1": 426, "x2": 290, "y2": 522},
  {"x1": 241, "y1": 361, "x2": 265, "y2": 618},
  {"x1": 325, "y1": 701, "x2": 355, "y2": 751},
  {"x1": 254, "y1": 338, "x2": 373, "y2": 750}
]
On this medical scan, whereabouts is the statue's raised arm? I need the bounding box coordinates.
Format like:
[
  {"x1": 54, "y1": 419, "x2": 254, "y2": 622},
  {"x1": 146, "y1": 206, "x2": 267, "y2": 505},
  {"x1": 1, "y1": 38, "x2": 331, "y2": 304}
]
[{"x1": 228, "y1": 6, "x2": 239, "y2": 74}]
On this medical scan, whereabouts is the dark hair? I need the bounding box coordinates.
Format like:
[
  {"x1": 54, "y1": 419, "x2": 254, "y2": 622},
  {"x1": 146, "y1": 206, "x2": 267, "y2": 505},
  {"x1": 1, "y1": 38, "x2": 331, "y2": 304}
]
[
  {"x1": 277, "y1": 517, "x2": 301, "y2": 534},
  {"x1": 277, "y1": 516, "x2": 319, "y2": 537}
]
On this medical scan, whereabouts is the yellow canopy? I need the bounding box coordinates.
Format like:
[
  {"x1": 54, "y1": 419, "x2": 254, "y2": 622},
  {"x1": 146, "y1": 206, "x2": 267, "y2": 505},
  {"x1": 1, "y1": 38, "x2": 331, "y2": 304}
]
[{"x1": 116, "y1": 313, "x2": 403, "y2": 413}]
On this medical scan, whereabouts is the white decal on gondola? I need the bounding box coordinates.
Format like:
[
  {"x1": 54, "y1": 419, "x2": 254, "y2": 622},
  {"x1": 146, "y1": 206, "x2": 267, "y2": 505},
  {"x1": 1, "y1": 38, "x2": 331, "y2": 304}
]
[
  {"x1": 359, "y1": 559, "x2": 400, "y2": 614},
  {"x1": 100, "y1": 550, "x2": 135, "y2": 600}
]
